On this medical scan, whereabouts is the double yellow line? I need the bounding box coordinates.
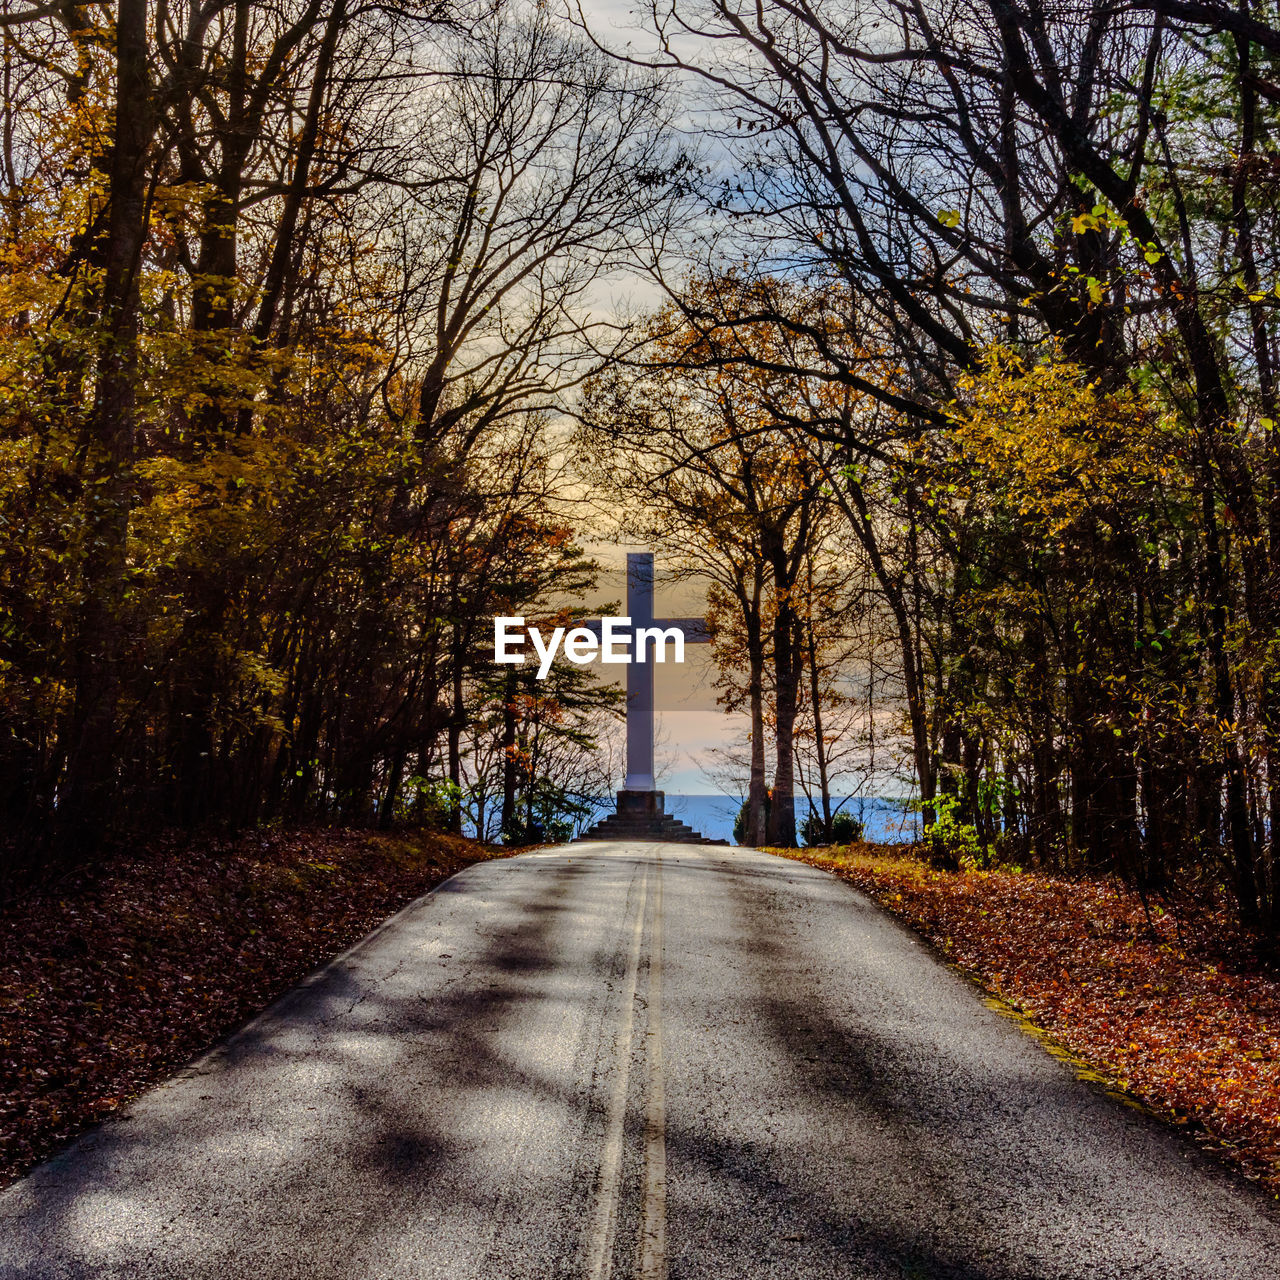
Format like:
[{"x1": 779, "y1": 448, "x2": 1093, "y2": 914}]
[{"x1": 584, "y1": 852, "x2": 668, "y2": 1280}]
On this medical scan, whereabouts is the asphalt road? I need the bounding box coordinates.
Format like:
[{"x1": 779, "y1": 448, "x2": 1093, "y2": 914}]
[{"x1": 3, "y1": 842, "x2": 1279, "y2": 1280}]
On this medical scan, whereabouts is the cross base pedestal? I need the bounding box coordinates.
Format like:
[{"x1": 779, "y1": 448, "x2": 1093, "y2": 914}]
[
  {"x1": 617, "y1": 789, "x2": 666, "y2": 820},
  {"x1": 578, "y1": 789, "x2": 728, "y2": 845}
]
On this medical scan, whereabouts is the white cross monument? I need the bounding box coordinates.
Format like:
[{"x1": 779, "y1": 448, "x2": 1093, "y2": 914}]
[{"x1": 579, "y1": 552, "x2": 722, "y2": 843}]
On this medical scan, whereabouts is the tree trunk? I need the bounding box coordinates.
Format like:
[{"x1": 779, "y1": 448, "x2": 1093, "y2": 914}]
[
  {"x1": 742, "y1": 579, "x2": 768, "y2": 846},
  {"x1": 446, "y1": 626, "x2": 464, "y2": 833},
  {"x1": 806, "y1": 612, "x2": 832, "y2": 840},
  {"x1": 766, "y1": 529, "x2": 800, "y2": 847},
  {"x1": 60, "y1": 0, "x2": 152, "y2": 848},
  {"x1": 500, "y1": 667, "x2": 519, "y2": 841},
  {"x1": 828, "y1": 467, "x2": 936, "y2": 824}
]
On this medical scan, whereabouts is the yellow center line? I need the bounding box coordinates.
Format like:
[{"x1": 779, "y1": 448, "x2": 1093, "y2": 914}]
[
  {"x1": 585, "y1": 860, "x2": 649, "y2": 1280},
  {"x1": 637, "y1": 849, "x2": 667, "y2": 1280}
]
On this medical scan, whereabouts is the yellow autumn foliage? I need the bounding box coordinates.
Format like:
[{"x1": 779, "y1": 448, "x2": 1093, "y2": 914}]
[{"x1": 946, "y1": 346, "x2": 1179, "y2": 538}]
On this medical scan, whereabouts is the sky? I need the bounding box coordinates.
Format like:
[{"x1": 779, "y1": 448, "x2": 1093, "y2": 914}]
[
  {"x1": 541, "y1": 0, "x2": 746, "y2": 794},
  {"x1": 540, "y1": 1, "x2": 884, "y2": 799}
]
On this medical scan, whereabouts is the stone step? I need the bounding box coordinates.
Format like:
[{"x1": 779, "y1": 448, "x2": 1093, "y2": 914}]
[
  {"x1": 581, "y1": 821, "x2": 682, "y2": 830},
  {"x1": 577, "y1": 816, "x2": 727, "y2": 844},
  {"x1": 576, "y1": 789, "x2": 730, "y2": 845}
]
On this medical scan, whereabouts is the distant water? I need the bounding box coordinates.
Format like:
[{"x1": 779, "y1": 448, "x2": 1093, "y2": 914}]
[{"x1": 579, "y1": 794, "x2": 920, "y2": 846}]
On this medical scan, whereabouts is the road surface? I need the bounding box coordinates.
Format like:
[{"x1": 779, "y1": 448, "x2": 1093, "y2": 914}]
[{"x1": 2, "y1": 842, "x2": 1278, "y2": 1279}]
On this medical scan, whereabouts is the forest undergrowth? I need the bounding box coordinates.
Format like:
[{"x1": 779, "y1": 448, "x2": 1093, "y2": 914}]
[{"x1": 0, "y1": 827, "x2": 505, "y2": 1189}]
